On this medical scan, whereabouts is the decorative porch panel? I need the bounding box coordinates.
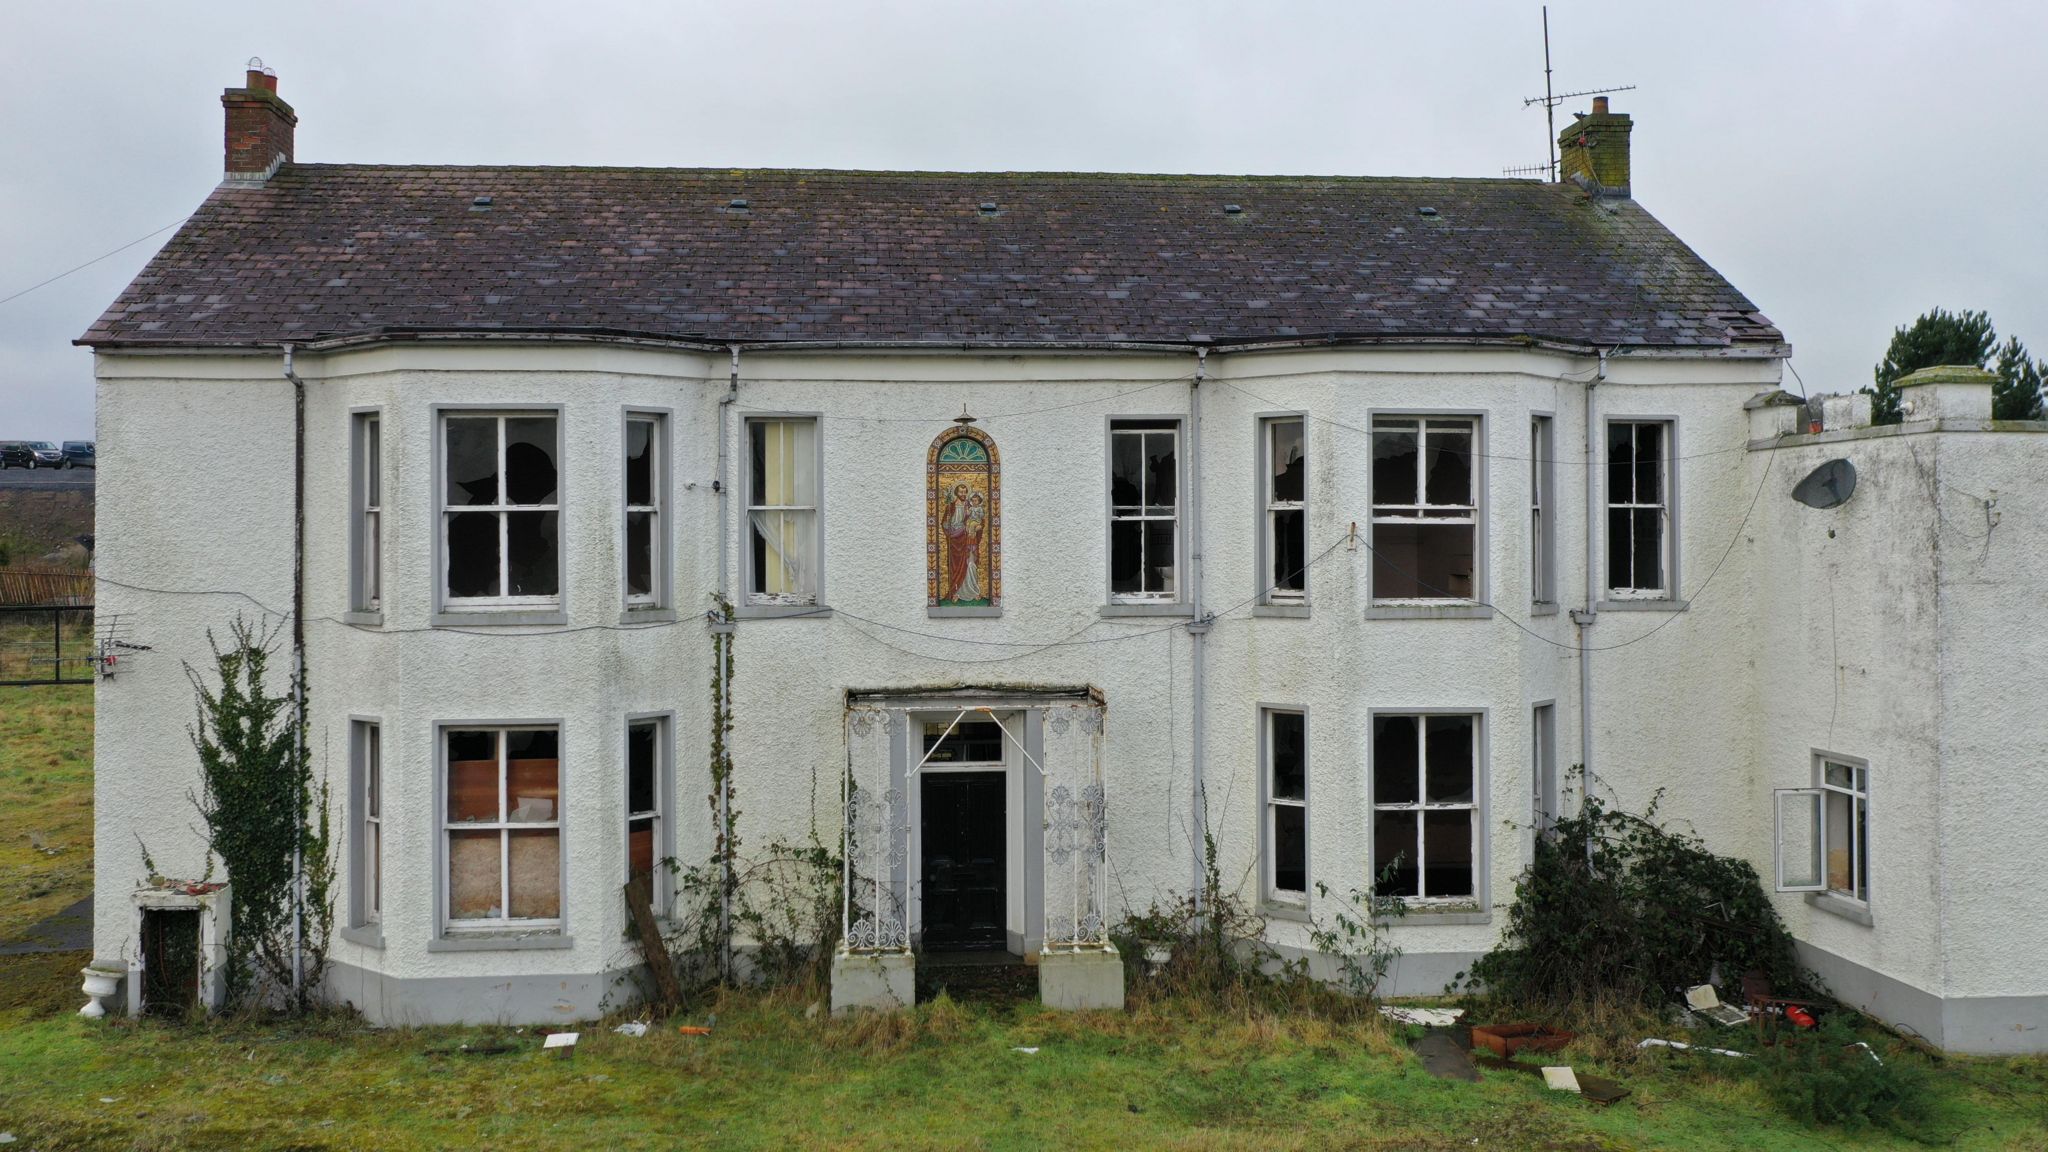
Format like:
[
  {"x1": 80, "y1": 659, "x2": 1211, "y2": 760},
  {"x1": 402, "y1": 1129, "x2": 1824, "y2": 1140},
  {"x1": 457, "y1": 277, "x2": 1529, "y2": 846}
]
[
  {"x1": 842, "y1": 706, "x2": 909, "y2": 953},
  {"x1": 1041, "y1": 701, "x2": 1109, "y2": 950}
]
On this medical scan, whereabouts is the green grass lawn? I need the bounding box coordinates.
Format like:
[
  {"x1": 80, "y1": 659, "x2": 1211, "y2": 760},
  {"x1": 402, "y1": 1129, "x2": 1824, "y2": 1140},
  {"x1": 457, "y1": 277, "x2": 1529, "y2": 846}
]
[
  {"x1": 3, "y1": 684, "x2": 2045, "y2": 1150},
  {"x1": 0, "y1": 683, "x2": 93, "y2": 942}
]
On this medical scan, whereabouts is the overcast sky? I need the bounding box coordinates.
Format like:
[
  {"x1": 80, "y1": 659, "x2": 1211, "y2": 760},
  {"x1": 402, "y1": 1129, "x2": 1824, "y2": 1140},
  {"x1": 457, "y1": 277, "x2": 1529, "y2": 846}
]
[{"x1": 4, "y1": 0, "x2": 2044, "y2": 439}]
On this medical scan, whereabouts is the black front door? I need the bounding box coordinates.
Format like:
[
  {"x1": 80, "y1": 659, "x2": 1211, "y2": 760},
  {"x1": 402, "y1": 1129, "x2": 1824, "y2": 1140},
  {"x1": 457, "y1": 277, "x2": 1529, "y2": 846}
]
[{"x1": 920, "y1": 771, "x2": 1007, "y2": 951}]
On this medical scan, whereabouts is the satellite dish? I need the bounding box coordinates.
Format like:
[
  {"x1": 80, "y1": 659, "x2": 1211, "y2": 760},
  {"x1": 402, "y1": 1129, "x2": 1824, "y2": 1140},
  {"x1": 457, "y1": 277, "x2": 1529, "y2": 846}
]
[{"x1": 1792, "y1": 459, "x2": 1857, "y2": 509}]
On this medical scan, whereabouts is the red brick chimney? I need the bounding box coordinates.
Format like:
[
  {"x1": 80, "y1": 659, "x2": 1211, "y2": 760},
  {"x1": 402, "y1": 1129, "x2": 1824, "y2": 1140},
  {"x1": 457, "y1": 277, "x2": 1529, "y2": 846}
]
[{"x1": 222, "y1": 61, "x2": 295, "y2": 182}]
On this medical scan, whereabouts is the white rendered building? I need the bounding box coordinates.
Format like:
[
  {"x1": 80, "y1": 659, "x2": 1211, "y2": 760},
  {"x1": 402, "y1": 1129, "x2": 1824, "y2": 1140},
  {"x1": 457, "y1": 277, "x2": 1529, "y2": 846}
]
[{"x1": 79, "y1": 72, "x2": 2048, "y2": 1050}]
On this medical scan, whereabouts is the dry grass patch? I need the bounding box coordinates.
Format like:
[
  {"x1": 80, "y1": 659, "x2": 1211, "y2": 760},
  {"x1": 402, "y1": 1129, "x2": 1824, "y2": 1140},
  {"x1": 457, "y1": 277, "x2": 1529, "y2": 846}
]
[{"x1": 0, "y1": 683, "x2": 93, "y2": 942}]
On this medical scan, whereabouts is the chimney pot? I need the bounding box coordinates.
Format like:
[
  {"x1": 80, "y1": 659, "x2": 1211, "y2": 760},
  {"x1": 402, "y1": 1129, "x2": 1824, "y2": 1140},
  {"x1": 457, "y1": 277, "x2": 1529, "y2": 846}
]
[{"x1": 1592, "y1": 96, "x2": 1609, "y2": 115}]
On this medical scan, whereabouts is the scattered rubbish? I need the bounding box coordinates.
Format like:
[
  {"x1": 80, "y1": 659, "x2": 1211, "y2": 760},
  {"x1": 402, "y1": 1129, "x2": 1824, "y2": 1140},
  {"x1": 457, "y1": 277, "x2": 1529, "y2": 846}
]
[
  {"x1": 612, "y1": 1021, "x2": 649, "y2": 1038},
  {"x1": 1577, "y1": 1074, "x2": 1631, "y2": 1105},
  {"x1": 1785, "y1": 1005, "x2": 1817, "y2": 1029},
  {"x1": 1412, "y1": 1031, "x2": 1482, "y2": 1082},
  {"x1": 805, "y1": 1001, "x2": 822, "y2": 1020},
  {"x1": 0, "y1": 1132, "x2": 15, "y2": 1144},
  {"x1": 1012, "y1": 1046, "x2": 1040, "y2": 1055},
  {"x1": 588, "y1": 1074, "x2": 611, "y2": 1083},
  {"x1": 99, "y1": 1097, "x2": 120, "y2": 1104},
  {"x1": 1684, "y1": 984, "x2": 1750, "y2": 1027},
  {"x1": 1740, "y1": 970, "x2": 1824, "y2": 1041},
  {"x1": 544, "y1": 1032, "x2": 579, "y2": 1059},
  {"x1": 1380, "y1": 1006, "x2": 1465, "y2": 1027},
  {"x1": 676, "y1": 1025, "x2": 712, "y2": 1036},
  {"x1": 1541, "y1": 1066, "x2": 1581, "y2": 1093},
  {"x1": 1637, "y1": 1038, "x2": 1746, "y2": 1058},
  {"x1": 1472, "y1": 1024, "x2": 1575, "y2": 1057},
  {"x1": 623, "y1": 876, "x2": 686, "y2": 1016},
  {"x1": 1848, "y1": 1041, "x2": 1883, "y2": 1065}
]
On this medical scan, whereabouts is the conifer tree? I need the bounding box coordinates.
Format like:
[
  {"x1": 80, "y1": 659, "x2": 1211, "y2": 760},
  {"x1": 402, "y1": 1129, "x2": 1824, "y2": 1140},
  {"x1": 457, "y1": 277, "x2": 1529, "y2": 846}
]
[
  {"x1": 1993, "y1": 335, "x2": 2046, "y2": 421},
  {"x1": 1866, "y1": 308, "x2": 1996, "y2": 424}
]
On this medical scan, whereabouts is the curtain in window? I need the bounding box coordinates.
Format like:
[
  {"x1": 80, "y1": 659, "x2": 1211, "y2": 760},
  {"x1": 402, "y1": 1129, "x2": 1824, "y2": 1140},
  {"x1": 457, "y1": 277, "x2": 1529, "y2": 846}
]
[{"x1": 750, "y1": 420, "x2": 817, "y2": 599}]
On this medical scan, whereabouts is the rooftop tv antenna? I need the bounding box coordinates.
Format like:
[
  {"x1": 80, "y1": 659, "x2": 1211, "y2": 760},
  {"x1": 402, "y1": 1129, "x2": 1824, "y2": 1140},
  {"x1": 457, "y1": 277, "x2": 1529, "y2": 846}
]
[{"x1": 1521, "y1": 6, "x2": 1635, "y2": 181}]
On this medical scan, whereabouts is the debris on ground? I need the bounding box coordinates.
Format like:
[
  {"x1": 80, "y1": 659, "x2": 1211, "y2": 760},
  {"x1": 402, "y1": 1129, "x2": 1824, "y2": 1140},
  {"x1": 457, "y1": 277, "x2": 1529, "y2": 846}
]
[
  {"x1": 1012, "y1": 1047, "x2": 1040, "y2": 1055},
  {"x1": 1637, "y1": 1038, "x2": 1746, "y2": 1057},
  {"x1": 1411, "y1": 1031, "x2": 1481, "y2": 1082},
  {"x1": 1577, "y1": 1074, "x2": 1631, "y2": 1104},
  {"x1": 677, "y1": 1025, "x2": 712, "y2": 1036},
  {"x1": 544, "y1": 1032, "x2": 579, "y2": 1059},
  {"x1": 1379, "y1": 1006, "x2": 1465, "y2": 1027},
  {"x1": 1541, "y1": 1066, "x2": 1581, "y2": 1092},
  {"x1": 1684, "y1": 984, "x2": 1750, "y2": 1026},
  {"x1": 1471, "y1": 1024, "x2": 1575, "y2": 1058},
  {"x1": 613, "y1": 1021, "x2": 649, "y2": 1038}
]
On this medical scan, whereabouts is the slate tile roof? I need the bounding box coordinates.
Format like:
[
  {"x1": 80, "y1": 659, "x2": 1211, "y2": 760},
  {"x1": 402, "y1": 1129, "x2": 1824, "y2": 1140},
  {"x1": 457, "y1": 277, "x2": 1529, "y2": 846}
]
[{"x1": 80, "y1": 166, "x2": 1781, "y2": 350}]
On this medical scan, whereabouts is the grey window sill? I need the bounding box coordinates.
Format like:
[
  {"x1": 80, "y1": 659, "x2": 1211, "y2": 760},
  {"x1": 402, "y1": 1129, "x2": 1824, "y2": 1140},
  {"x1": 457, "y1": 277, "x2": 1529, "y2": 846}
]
[
  {"x1": 619, "y1": 607, "x2": 677, "y2": 625},
  {"x1": 432, "y1": 608, "x2": 568, "y2": 628},
  {"x1": 1806, "y1": 892, "x2": 1873, "y2": 927},
  {"x1": 1596, "y1": 598, "x2": 1690, "y2": 613},
  {"x1": 340, "y1": 610, "x2": 384, "y2": 627},
  {"x1": 1377, "y1": 908, "x2": 1492, "y2": 927},
  {"x1": 1100, "y1": 602, "x2": 1193, "y2": 618},
  {"x1": 1365, "y1": 603, "x2": 1496, "y2": 621},
  {"x1": 928, "y1": 606, "x2": 1002, "y2": 618},
  {"x1": 339, "y1": 924, "x2": 385, "y2": 950},
  {"x1": 1529, "y1": 602, "x2": 1560, "y2": 618},
  {"x1": 734, "y1": 604, "x2": 832, "y2": 620},
  {"x1": 1262, "y1": 899, "x2": 1312, "y2": 923},
  {"x1": 1252, "y1": 604, "x2": 1311, "y2": 619},
  {"x1": 428, "y1": 932, "x2": 576, "y2": 953}
]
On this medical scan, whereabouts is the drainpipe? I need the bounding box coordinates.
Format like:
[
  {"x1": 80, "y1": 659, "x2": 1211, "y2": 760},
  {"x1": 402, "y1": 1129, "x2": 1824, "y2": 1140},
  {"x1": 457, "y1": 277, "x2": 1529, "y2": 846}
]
[
  {"x1": 282, "y1": 344, "x2": 307, "y2": 1001},
  {"x1": 1187, "y1": 347, "x2": 1211, "y2": 907},
  {"x1": 1571, "y1": 351, "x2": 1605, "y2": 800},
  {"x1": 715, "y1": 346, "x2": 739, "y2": 980}
]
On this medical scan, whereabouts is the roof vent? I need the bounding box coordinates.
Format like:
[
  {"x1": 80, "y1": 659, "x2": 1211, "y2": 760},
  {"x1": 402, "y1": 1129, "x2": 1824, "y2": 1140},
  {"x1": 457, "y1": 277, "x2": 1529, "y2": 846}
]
[
  {"x1": 1223, "y1": 204, "x2": 1243, "y2": 215},
  {"x1": 978, "y1": 202, "x2": 999, "y2": 215},
  {"x1": 472, "y1": 195, "x2": 493, "y2": 208},
  {"x1": 1418, "y1": 206, "x2": 1439, "y2": 217},
  {"x1": 727, "y1": 197, "x2": 749, "y2": 210}
]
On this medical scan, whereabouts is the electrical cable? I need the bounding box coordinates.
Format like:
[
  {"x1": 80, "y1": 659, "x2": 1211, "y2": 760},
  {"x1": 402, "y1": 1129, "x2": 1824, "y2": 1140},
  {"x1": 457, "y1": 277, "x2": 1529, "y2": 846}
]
[{"x1": 0, "y1": 217, "x2": 190, "y2": 307}]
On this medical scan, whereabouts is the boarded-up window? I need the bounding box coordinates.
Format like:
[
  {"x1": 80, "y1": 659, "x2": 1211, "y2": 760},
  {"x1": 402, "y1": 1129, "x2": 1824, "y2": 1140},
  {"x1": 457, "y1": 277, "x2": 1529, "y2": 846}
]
[{"x1": 445, "y1": 727, "x2": 561, "y2": 927}]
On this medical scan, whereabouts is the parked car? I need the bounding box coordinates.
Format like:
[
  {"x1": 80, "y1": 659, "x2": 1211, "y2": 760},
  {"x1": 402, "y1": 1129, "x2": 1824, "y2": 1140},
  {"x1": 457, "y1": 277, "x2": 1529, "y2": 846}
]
[
  {"x1": 61, "y1": 441, "x2": 95, "y2": 468},
  {"x1": 0, "y1": 442, "x2": 34, "y2": 468},
  {"x1": 25, "y1": 441, "x2": 63, "y2": 467}
]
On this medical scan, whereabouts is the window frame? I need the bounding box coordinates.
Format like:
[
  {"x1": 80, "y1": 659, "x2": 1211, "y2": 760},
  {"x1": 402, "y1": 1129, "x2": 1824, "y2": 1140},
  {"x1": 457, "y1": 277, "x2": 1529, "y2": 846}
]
[
  {"x1": 737, "y1": 412, "x2": 827, "y2": 618},
  {"x1": 431, "y1": 405, "x2": 568, "y2": 627},
  {"x1": 1531, "y1": 700, "x2": 1557, "y2": 842},
  {"x1": 1602, "y1": 416, "x2": 1681, "y2": 604},
  {"x1": 1257, "y1": 705, "x2": 1310, "y2": 912},
  {"x1": 1254, "y1": 414, "x2": 1310, "y2": 614},
  {"x1": 624, "y1": 712, "x2": 675, "y2": 918},
  {"x1": 1104, "y1": 416, "x2": 1188, "y2": 612},
  {"x1": 347, "y1": 409, "x2": 384, "y2": 621},
  {"x1": 1367, "y1": 707, "x2": 1490, "y2": 912},
  {"x1": 1775, "y1": 751, "x2": 1873, "y2": 920},
  {"x1": 432, "y1": 719, "x2": 570, "y2": 944},
  {"x1": 1530, "y1": 413, "x2": 1556, "y2": 609},
  {"x1": 620, "y1": 408, "x2": 672, "y2": 616},
  {"x1": 1365, "y1": 409, "x2": 1489, "y2": 611},
  {"x1": 344, "y1": 717, "x2": 383, "y2": 946}
]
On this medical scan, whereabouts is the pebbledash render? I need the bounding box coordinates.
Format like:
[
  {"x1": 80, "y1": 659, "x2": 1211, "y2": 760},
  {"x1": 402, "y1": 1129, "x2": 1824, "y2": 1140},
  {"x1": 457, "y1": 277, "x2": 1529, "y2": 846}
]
[{"x1": 78, "y1": 71, "x2": 2048, "y2": 1049}]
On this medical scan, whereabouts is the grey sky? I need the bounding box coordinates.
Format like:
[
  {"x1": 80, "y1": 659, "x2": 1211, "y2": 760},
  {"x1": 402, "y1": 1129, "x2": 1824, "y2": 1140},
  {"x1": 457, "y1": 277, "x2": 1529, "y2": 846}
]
[{"x1": 5, "y1": 1, "x2": 2044, "y2": 439}]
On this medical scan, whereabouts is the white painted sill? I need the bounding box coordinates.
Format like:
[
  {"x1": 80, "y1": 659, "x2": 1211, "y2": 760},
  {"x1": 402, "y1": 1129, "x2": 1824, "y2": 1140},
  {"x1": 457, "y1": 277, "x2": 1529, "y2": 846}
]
[
  {"x1": 1806, "y1": 891, "x2": 1873, "y2": 927},
  {"x1": 1099, "y1": 602, "x2": 1193, "y2": 618},
  {"x1": 733, "y1": 603, "x2": 832, "y2": 620},
  {"x1": 428, "y1": 932, "x2": 576, "y2": 953},
  {"x1": 619, "y1": 607, "x2": 677, "y2": 625},
  {"x1": 1529, "y1": 601, "x2": 1560, "y2": 618},
  {"x1": 1252, "y1": 604, "x2": 1311, "y2": 619},
  {"x1": 1262, "y1": 899, "x2": 1312, "y2": 923},
  {"x1": 339, "y1": 610, "x2": 384, "y2": 627},
  {"x1": 1376, "y1": 904, "x2": 1491, "y2": 927},
  {"x1": 432, "y1": 608, "x2": 568, "y2": 628},
  {"x1": 1596, "y1": 598, "x2": 1690, "y2": 613},
  {"x1": 1364, "y1": 603, "x2": 1496, "y2": 621}
]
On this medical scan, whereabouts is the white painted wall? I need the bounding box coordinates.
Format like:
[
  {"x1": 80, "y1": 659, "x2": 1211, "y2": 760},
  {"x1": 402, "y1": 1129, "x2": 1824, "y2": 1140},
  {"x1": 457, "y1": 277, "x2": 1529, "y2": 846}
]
[{"x1": 100, "y1": 342, "x2": 2048, "y2": 1040}]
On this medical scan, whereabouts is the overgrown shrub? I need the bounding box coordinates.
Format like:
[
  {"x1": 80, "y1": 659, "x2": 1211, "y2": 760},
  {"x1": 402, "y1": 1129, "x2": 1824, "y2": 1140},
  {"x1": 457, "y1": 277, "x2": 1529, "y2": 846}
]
[
  {"x1": 185, "y1": 617, "x2": 333, "y2": 1011},
  {"x1": 1461, "y1": 777, "x2": 1800, "y2": 1010},
  {"x1": 667, "y1": 836, "x2": 841, "y2": 992},
  {"x1": 1749, "y1": 1015, "x2": 1935, "y2": 1135}
]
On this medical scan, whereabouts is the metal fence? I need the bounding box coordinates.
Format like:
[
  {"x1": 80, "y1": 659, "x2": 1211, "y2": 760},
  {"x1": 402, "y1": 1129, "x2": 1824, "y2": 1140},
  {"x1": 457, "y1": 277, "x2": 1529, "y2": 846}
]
[{"x1": 1, "y1": 568, "x2": 97, "y2": 686}]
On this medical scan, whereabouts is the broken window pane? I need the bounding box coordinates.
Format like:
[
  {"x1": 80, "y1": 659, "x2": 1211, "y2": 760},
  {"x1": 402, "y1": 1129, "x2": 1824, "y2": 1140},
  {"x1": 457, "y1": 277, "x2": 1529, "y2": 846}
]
[
  {"x1": 505, "y1": 511, "x2": 558, "y2": 596},
  {"x1": 504, "y1": 417, "x2": 558, "y2": 505},
  {"x1": 625, "y1": 419, "x2": 654, "y2": 506},
  {"x1": 1372, "y1": 421, "x2": 1419, "y2": 506},
  {"x1": 446, "y1": 731, "x2": 499, "y2": 823},
  {"x1": 445, "y1": 417, "x2": 498, "y2": 506},
  {"x1": 1629, "y1": 508, "x2": 1663, "y2": 590},
  {"x1": 446, "y1": 513, "x2": 500, "y2": 599},
  {"x1": 1607, "y1": 423, "x2": 1634, "y2": 505},
  {"x1": 1633, "y1": 423, "x2": 1663, "y2": 503},
  {"x1": 1270, "y1": 420, "x2": 1304, "y2": 502},
  {"x1": 626, "y1": 512, "x2": 654, "y2": 597},
  {"x1": 1270, "y1": 712, "x2": 1305, "y2": 801},
  {"x1": 628, "y1": 723, "x2": 658, "y2": 815},
  {"x1": 1109, "y1": 520, "x2": 1142, "y2": 593},
  {"x1": 923, "y1": 721, "x2": 1004, "y2": 763},
  {"x1": 1607, "y1": 421, "x2": 1671, "y2": 595},
  {"x1": 507, "y1": 830, "x2": 561, "y2": 919},
  {"x1": 1422, "y1": 810, "x2": 1474, "y2": 897},
  {"x1": 1423, "y1": 423, "x2": 1472, "y2": 505},
  {"x1": 1373, "y1": 715, "x2": 1420, "y2": 805},
  {"x1": 1143, "y1": 520, "x2": 1176, "y2": 594},
  {"x1": 1373, "y1": 811, "x2": 1419, "y2": 897},
  {"x1": 1425, "y1": 715, "x2": 1474, "y2": 803},
  {"x1": 1370, "y1": 523, "x2": 1475, "y2": 599},
  {"x1": 1273, "y1": 805, "x2": 1306, "y2": 894},
  {"x1": 1271, "y1": 509, "x2": 1306, "y2": 591},
  {"x1": 506, "y1": 753, "x2": 558, "y2": 824},
  {"x1": 629, "y1": 818, "x2": 655, "y2": 879},
  {"x1": 448, "y1": 830, "x2": 500, "y2": 919},
  {"x1": 1144, "y1": 431, "x2": 1177, "y2": 510},
  {"x1": 1110, "y1": 432, "x2": 1143, "y2": 508}
]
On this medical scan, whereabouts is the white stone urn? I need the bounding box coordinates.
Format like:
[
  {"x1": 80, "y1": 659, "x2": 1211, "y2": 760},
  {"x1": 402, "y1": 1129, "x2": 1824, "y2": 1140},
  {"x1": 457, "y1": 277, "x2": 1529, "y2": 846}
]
[{"x1": 79, "y1": 963, "x2": 124, "y2": 1019}]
